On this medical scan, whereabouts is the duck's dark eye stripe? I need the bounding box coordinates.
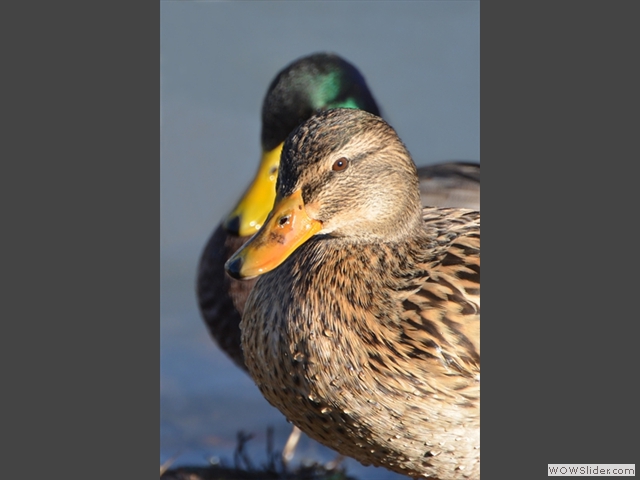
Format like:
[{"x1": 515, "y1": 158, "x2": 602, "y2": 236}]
[{"x1": 332, "y1": 157, "x2": 349, "y2": 172}]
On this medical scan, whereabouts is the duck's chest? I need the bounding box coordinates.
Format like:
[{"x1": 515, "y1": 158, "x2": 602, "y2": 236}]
[
  {"x1": 240, "y1": 245, "x2": 401, "y2": 402},
  {"x1": 243, "y1": 265, "x2": 399, "y2": 447},
  {"x1": 244, "y1": 266, "x2": 359, "y2": 377}
]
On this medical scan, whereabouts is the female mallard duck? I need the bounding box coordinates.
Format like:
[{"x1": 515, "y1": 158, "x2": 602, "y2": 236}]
[
  {"x1": 226, "y1": 109, "x2": 480, "y2": 479},
  {"x1": 197, "y1": 53, "x2": 479, "y2": 374}
]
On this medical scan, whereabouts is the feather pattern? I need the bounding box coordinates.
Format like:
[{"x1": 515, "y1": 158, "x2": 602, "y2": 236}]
[
  {"x1": 197, "y1": 54, "x2": 479, "y2": 372},
  {"x1": 237, "y1": 109, "x2": 480, "y2": 479}
]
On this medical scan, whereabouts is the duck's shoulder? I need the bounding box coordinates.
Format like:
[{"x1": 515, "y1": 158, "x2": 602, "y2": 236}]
[
  {"x1": 421, "y1": 206, "x2": 480, "y2": 236},
  {"x1": 395, "y1": 207, "x2": 480, "y2": 383},
  {"x1": 419, "y1": 207, "x2": 480, "y2": 292}
]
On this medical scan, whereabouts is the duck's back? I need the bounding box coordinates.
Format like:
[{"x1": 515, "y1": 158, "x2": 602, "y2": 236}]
[{"x1": 418, "y1": 162, "x2": 480, "y2": 211}]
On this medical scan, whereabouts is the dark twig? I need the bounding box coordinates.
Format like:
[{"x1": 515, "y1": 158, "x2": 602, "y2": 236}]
[{"x1": 234, "y1": 430, "x2": 255, "y2": 471}]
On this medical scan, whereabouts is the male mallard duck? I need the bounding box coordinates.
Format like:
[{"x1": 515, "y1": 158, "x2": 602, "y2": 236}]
[
  {"x1": 197, "y1": 52, "x2": 381, "y2": 371},
  {"x1": 226, "y1": 109, "x2": 480, "y2": 479},
  {"x1": 197, "y1": 53, "x2": 479, "y2": 374}
]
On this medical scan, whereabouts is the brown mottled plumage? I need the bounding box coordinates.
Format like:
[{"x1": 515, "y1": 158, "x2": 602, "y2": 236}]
[
  {"x1": 197, "y1": 53, "x2": 479, "y2": 372},
  {"x1": 226, "y1": 109, "x2": 480, "y2": 479},
  {"x1": 196, "y1": 162, "x2": 479, "y2": 371}
]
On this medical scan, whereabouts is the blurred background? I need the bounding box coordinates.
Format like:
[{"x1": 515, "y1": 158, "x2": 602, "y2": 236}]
[{"x1": 161, "y1": 2, "x2": 479, "y2": 479}]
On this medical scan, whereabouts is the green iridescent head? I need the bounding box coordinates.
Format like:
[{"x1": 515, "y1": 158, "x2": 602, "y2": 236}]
[
  {"x1": 260, "y1": 53, "x2": 381, "y2": 151},
  {"x1": 226, "y1": 53, "x2": 380, "y2": 237}
]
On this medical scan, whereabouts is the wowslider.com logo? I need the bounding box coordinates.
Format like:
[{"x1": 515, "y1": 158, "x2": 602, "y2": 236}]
[{"x1": 548, "y1": 464, "x2": 635, "y2": 476}]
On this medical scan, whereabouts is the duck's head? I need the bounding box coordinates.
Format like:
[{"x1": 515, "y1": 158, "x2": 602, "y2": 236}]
[
  {"x1": 226, "y1": 108, "x2": 422, "y2": 280},
  {"x1": 224, "y1": 53, "x2": 381, "y2": 237}
]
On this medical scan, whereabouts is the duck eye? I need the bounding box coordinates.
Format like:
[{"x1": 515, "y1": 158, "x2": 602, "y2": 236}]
[{"x1": 332, "y1": 157, "x2": 349, "y2": 172}]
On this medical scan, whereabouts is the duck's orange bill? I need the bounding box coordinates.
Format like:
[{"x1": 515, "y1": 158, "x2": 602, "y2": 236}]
[{"x1": 225, "y1": 189, "x2": 323, "y2": 280}]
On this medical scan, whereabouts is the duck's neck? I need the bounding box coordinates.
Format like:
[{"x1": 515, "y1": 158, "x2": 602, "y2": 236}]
[{"x1": 282, "y1": 231, "x2": 430, "y2": 321}]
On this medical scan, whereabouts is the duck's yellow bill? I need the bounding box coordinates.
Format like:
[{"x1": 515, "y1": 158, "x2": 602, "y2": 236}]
[
  {"x1": 223, "y1": 143, "x2": 284, "y2": 237},
  {"x1": 225, "y1": 189, "x2": 323, "y2": 280}
]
